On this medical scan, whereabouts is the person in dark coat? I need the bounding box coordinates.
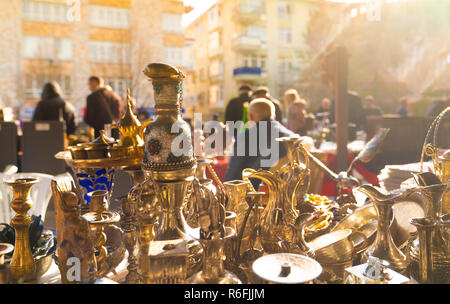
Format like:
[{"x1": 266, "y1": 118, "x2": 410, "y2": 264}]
[
  {"x1": 363, "y1": 95, "x2": 383, "y2": 117},
  {"x1": 426, "y1": 95, "x2": 449, "y2": 119},
  {"x1": 224, "y1": 85, "x2": 253, "y2": 137},
  {"x1": 329, "y1": 90, "x2": 366, "y2": 131},
  {"x1": 32, "y1": 82, "x2": 77, "y2": 135},
  {"x1": 252, "y1": 86, "x2": 283, "y2": 123},
  {"x1": 225, "y1": 98, "x2": 295, "y2": 189},
  {"x1": 395, "y1": 96, "x2": 411, "y2": 117},
  {"x1": 84, "y1": 76, "x2": 123, "y2": 138}
]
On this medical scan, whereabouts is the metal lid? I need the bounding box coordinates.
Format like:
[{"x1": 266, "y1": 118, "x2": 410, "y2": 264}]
[{"x1": 252, "y1": 253, "x2": 322, "y2": 284}]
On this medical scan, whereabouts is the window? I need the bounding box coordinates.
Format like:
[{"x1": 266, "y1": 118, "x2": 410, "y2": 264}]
[
  {"x1": 25, "y1": 74, "x2": 72, "y2": 98},
  {"x1": 242, "y1": 55, "x2": 266, "y2": 70},
  {"x1": 209, "y1": 60, "x2": 223, "y2": 77},
  {"x1": 90, "y1": 41, "x2": 130, "y2": 64},
  {"x1": 163, "y1": 14, "x2": 183, "y2": 33},
  {"x1": 243, "y1": 26, "x2": 266, "y2": 41},
  {"x1": 89, "y1": 5, "x2": 130, "y2": 29},
  {"x1": 241, "y1": 0, "x2": 264, "y2": 14},
  {"x1": 23, "y1": 1, "x2": 69, "y2": 23},
  {"x1": 278, "y1": 58, "x2": 292, "y2": 73},
  {"x1": 277, "y1": 1, "x2": 291, "y2": 18},
  {"x1": 104, "y1": 77, "x2": 131, "y2": 98},
  {"x1": 208, "y1": 6, "x2": 220, "y2": 30},
  {"x1": 208, "y1": 85, "x2": 225, "y2": 107},
  {"x1": 163, "y1": 46, "x2": 184, "y2": 67},
  {"x1": 278, "y1": 28, "x2": 292, "y2": 44},
  {"x1": 23, "y1": 36, "x2": 72, "y2": 60},
  {"x1": 208, "y1": 32, "x2": 221, "y2": 54}
]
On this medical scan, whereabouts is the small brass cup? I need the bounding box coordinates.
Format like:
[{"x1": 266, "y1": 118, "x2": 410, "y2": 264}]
[{"x1": 310, "y1": 229, "x2": 368, "y2": 264}]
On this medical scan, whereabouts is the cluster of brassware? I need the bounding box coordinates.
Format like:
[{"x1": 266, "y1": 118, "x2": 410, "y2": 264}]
[{"x1": 1, "y1": 63, "x2": 448, "y2": 284}]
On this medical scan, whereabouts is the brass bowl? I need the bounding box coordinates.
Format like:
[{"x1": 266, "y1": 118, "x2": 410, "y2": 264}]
[
  {"x1": 0, "y1": 252, "x2": 55, "y2": 283},
  {"x1": 109, "y1": 146, "x2": 135, "y2": 158},
  {"x1": 309, "y1": 229, "x2": 367, "y2": 264},
  {"x1": 309, "y1": 229, "x2": 354, "y2": 263},
  {"x1": 85, "y1": 147, "x2": 110, "y2": 159},
  {"x1": 332, "y1": 203, "x2": 394, "y2": 249},
  {"x1": 69, "y1": 145, "x2": 87, "y2": 160}
]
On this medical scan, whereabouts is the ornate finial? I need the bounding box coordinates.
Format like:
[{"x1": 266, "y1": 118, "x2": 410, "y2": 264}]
[{"x1": 119, "y1": 89, "x2": 140, "y2": 128}]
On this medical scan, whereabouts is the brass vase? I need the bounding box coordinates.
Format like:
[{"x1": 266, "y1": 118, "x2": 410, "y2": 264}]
[
  {"x1": 223, "y1": 180, "x2": 253, "y2": 256},
  {"x1": 440, "y1": 151, "x2": 450, "y2": 215},
  {"x1": 5, "y1": 178, "x2": 38, "y2": 283},
  {"x1": 185, "y1": 227, "x2": 241, "y2": 284},
  {"x1": 408, "y1": 181, "x2": 449, "y2": 283}
]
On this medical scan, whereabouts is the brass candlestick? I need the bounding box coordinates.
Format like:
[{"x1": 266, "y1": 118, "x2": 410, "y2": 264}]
[
  {"x1": 82, "y1": 190, "x2": 120, "y2": 277},
  {"x1": 5, "y1": 178, "x2": 38, "y2": 283},
  {"x1": 121, "y1": 165, "x2": 146, "y2": 284}
]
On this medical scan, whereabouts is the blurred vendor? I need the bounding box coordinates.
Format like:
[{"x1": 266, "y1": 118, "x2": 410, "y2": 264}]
[{"x1": 225, "y1": 98, "x2": 295, "y2": 189}]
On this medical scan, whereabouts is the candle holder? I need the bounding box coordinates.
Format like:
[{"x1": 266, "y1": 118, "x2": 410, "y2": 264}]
[
  {"x1": 5, "y1": 178, "x2": 38, "y2": 283},
  {"x1": 82, "y1": 190, "x2": 120, "y2": 278}
]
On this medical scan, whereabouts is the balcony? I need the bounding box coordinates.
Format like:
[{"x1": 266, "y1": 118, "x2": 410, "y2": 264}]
[
  {"x1": 232, "y1": 7, "x2": 266, "y2": 24},
  {"x1": 233, "y1": 67, "x2": 267, "y2": 83},
  {"x1": 232, "y1": 36, "x2": 267, "y2": 52},
  {"x1": 209, "y1": 47, "x2": 223, "y2": 58}
]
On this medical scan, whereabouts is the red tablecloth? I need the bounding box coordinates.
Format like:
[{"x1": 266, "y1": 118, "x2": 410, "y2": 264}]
[
  {"x1": 320, "y1": 152, "x2": 379, "y2": 197},
  {"x1": 207, "y1": 154, "x2": 379, "y2": 197}
]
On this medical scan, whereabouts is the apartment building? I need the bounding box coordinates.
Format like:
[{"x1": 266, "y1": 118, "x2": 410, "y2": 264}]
[
  {"x1": 185, "y1": 0, "x2": 316, "y2": 118},
  {"x1": 0, "y1": 0, "x2": 192, "y2": 118}
]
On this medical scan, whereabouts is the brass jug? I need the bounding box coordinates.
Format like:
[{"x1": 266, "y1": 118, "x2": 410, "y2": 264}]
[
  {"x1": 356, "y1": 185, "x2": 411, "y2": 274},
  {"x1": 223, "y1": 180, "x2": 254, "y2": 256}
]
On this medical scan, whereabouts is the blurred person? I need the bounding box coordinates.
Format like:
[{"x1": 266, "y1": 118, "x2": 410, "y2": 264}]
[
  {"x1": 137, "y1": 108, "x2": 151, "y2": 123},
  {"x1": 314, "y1": 98, "x2": 331, "y2": 121},
  {"x1": 426, "y1": 94, "x2": 450, "y2": 119},
  {"x1": 395, "y1": 96, "x2": 411, "y2": 117},
  {"x1": 84, "y1": 76, "x2": 123, "y2": 138},
  {"x1": 32, "y1": 82, "x2": 76, "y2": 135},
  {"x1": 252, "y1": 86, "x2": 283, "y2": 123},
  {"x1": 287, "y1": 99, "x2": 316, "y2": 136},
  {"x1": 225, "y1": 98, "x2": 295, "y2": 189},
  {"x1": 363, "y1": 95, "x2": 383, "y2": 117},
  {"x1": 283, "y1": 89, "x2": 301, "y2": 114},
  {"x1": 224, "y1": 85, "x2": 253, "y2": 138},
  {"x1": 329, "y1": 91, "x2": 366, "y2": 131}
]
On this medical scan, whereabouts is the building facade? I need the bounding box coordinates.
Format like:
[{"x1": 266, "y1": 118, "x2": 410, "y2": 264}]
[
  {"x1": 184, "y1": 0, "x2": 316, "y2": 118},
  {"x1": 0, "y1": 0, "x2": 192, "y2": 119}
]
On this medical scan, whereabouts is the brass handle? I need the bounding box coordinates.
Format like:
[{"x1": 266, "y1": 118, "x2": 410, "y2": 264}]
[{"x1": 350, "y1": 230, "x2": 368, "y2": 255}]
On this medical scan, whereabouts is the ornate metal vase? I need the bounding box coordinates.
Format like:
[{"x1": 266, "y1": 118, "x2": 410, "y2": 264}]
[{"x1": 138, "y1": 63, "x2": 201, "y2": 279}]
